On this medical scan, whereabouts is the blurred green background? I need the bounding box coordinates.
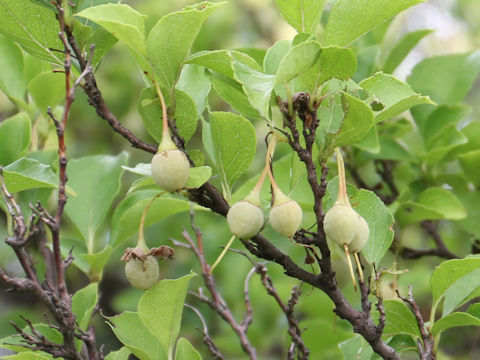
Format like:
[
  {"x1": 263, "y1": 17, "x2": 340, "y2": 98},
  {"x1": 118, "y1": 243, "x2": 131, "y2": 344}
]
[{"x1": 1, "y1": 0, "x2": 480, "y2": 359}]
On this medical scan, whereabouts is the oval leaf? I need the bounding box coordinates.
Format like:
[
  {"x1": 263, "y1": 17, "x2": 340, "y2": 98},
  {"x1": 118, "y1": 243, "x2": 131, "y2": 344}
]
[
  {"x1": 324, "y1": 0, "x2": 426, "y2": 47},
  {"x1": 75, "y1": 4, "x2": 146, "y2": 54},
  {"x1": 209, "y1": 111, "x2": 256, "y2": 198},
  {"x1": 138, "y1": 274, "x2": 194, "y2": 355},
  {"x1": 146, "y1": 2, "x2": 223, "y2": 91}
]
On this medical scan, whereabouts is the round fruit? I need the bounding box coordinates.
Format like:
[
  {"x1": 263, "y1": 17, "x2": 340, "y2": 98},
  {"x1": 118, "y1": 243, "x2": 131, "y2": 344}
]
[
  {"x1": 227, "y1": 201, "x2": 264, "y2": 239},
  {"x1": 151, "y1": 149, "x2": 190, "y2": 192},
  {"x1": 125, "y1": 255, "x2": 159, "y2": 290},
  {"x1": 348, "y1": 215, "x2": 369, "y2": 253},
  {"x1": 323, "y1": 204, "x2": 360, "y2": 246},
  {"x1": 269, "y1": 199, "x2": 302, "y2": 237}
]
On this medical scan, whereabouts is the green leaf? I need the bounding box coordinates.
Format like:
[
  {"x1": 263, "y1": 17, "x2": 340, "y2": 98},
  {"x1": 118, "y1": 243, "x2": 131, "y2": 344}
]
[
  {"x1": 275, "y1": 42, "x2": 321, "y2": 85},
  {"x1": 65, "y1": 153, "x2": 128, "y2": 252},
  {"x1": 76, "y1": 0, "x2": 122, "y2": 13},
  {"x1": 383, "y1": 30, "x2": 432, "y2": 74},
  {"x1": 335, "y1": 92, "x2": 375, "y2": 147},
  {"x1": 146, "y1": 2, "x2": 223, "y2": 91},
  {"x1": 460, "y1": 121, "x2": 480, "y2": 152},
  {"x1": 366, "y1": 137, "x2": 414, "y2": 162},
  {"x1": 467, "y1": 303, "x2": 480, "y2": 319},
  {"x1": 0, "y1": 35, "x2": 25, "y2": 102},
  {"x1": 317, "y1": 93, "x2": 344, "y2": 134},
  {"x1": 28, "y1": 0, "x2": 56, "y2": 11},
  {"x1": 81, "y1": 245, "x2": 112, "y2": 279},
  {"x1": 175, "y1": 338, "x2": 202, "y2": 360},
  {"x1": 430, "y1": 256, "x2": 480, "y2": 306},
  {"x1": 300, "y1": 47, "x2": 357, "y2": 94},
  {"x1": 73, "y1": 20, "x2": 118, "y2": 67},
  {"x1": 111, "y1": 190, "x2": 192, "y2": 246},
  {"x1": 423, "y1": 105, "x2": 470, "y2": 145},
  {"x1": 3, "y1": 158, "x2": 58, "y2": 193},
  {"x1": 184, "y1": 166, "x2": 212, "y2": 189},
  {"x1": 359, "y1": 72, "x2": 434, "y2": 123},
  {"x1": 455, "y1": 192, "x2": 480, "y2": 238},
  {"x1": 139, "y1": 88, "x2": 198, "y2": 143},
  {"x1": 380, "y1": 300, "x2": 421, "y2": 338},
  {"x1": 422, "y1": 125, "x2": 468, "y2": 165},
  {"x1": 396, "y1": 187, "x2": 466, "y2": 224},
  {"x1": 72, "y1": 283, "x2": 98, "y2": 332},
  {"x1": 75, "y1": 4, "x2": 146, "y2": 54},
  {"x1": 28, "y1": 71, "x2": 65, "y2": 112},
  {"x1": 233, "y1": 62, "x2": 275, "y2": 119},
  {"x1": 107, "y1": 311, "x2": 167, "y2": 360},
  {"x1": 174, "y1": 90, "x2": 199, "y2": 143},
  {"x1": 264, "y1": 39, "x2": 291, "y2": 75},
  {"x1": 0, "y1": 0, "x2": 63, "y2": 64},
  {"x1": 3, "y1": 353, "x2": 51, "y2": 360},
  {"x1": 0, "y1": 113, "x2": 31, "y2": 166},
  {"x1": 338, "y1": 335, "x2": 373, "y2": 360},
  {"x1": 318, "y1": 46, "x2": 357, "y2": 85},
  {"x1": 407, "y1": 51, "x2": 480, "y2": 106},
  {"x1": 104, "y1": 347, "x2": 131, "y2": 360},
  {"x1": 431, "y1": 312, "x2": 480, "y2": 337},
  {"x1": 354, "y1": 126, "x2": 380, "y2": 154},
  {"x1": 324, "y1": 0, "x2": 425, "y2": 47},
  {"x1": 459, "y1": 150, "x2": 480, "y2": 187},
  {"x1": 274, "y1": 0, "x2": 325, "y2": 33},
  {"x1": 1, "y1": 323, "x2": 62, "y2": 354},
  {"x1": 138, "y1": 274, "x2": 194, "y2": 356},
  {"x1": 442, "y1": 268, "x2": 480, "y2": 316},
  {"x1": 176, "y1": 64, "x2": 211, "y2": 118},
  {"x1": 186, "y1": 49, "x2": 261, "y2": 79},
  {"x1": 209, "y1": 112, "x2": 256, "y2": 198},
  {"x1": 325, "y1": 178, "x2": 394, "y2": 264},
  {"x1": 59, "y1": 237, "x2": 90, "y2": 275},
  {"x1": 209, "y1": 73, "x2": 261, "y2": 120}
]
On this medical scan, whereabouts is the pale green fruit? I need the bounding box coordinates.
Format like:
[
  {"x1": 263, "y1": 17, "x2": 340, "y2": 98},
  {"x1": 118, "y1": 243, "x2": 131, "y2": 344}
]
[
  {"x1": 380, "y1": 281, "x2": 398, "y2": 300},
  {"x1": 323, "y1": 204, "x2": 359, "y2": 246},
  {"x1": 125, "y1": 255, "x2": 159, "y2": 290},
  {"x1": 348, "y1": 215, "x2": 369, "y2": 253},
  {"x1": 269, "y1": 200, "x2": 302, "y2": 237},
  {"x1": 227, "y1": 201, "x2": 264, "y2": 239},
  {"x1": 151, "y1": 149, "x2": 190, "y2": 192}
]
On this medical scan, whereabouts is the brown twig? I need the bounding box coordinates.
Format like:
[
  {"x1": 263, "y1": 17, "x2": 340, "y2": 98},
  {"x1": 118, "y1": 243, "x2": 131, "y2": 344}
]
[
  {"x1": 278, "y1": 94, "x2": 400, "y2": 360},
  {"x1": 185, "y1": 303, "x2": 225, "y2": 360},
  {"x1": 256, "y1": 263, "x2": 309, "y2": 359},
  {"x1": 397, "y1": 286, "x2": 436, "y2": 360},
  {"x1": 182, "y1": 209, "x2": 257, "y2": 359}
]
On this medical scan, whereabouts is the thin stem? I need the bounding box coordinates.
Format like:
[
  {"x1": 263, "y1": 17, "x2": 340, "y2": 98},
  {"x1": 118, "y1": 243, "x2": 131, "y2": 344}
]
[
  {"x1": 252, "y1": 164, "x2": 268, "y2": 195},
  {"x1": 137, "y1": 191, "x2": 165, "y2": 250},
  {"x1": 210, "y1": 235, "x2": 236, "y2": 274},
  {"x1": 153, "y1": 79, "x2": 171, "y2": 146},
  {"x1": 354, "y1": 252, "x2": 364, "y2": 282},
  {"x1": 344, "y1": 243, "x2": 357, "y2": 291},
  {"x1": 336, "y1": 148, "x2": 349, "y2": 206},
  {"x1": 265, "y1": 135, "x2": 279, "y2": 191}
]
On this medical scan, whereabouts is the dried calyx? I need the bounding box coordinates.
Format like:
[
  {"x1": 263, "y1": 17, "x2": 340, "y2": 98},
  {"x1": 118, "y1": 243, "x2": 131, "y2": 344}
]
[
  {"x1": 121, "y1": 192, "x2": 174, "y2": 290},
  {"x1": 121, "y1": 245, "x2": 174, "y2": 290},
  {"x1": 267, "y1": 136, "x2": 302, "y2": 238},
  {"x1": 150, "y1": 82, "x2": 190, "y2": 192},
  {"x1": 323, "y1": 148, "x2": 369, "y2": 289}
]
